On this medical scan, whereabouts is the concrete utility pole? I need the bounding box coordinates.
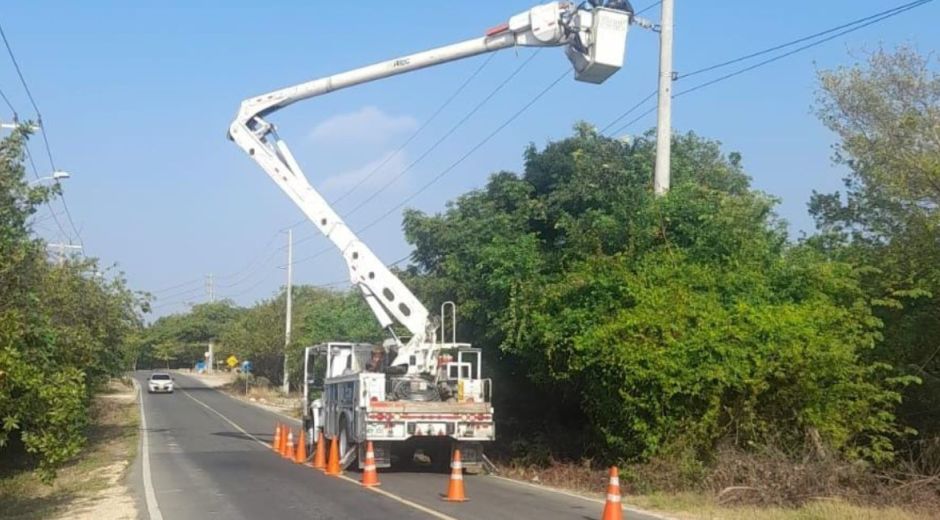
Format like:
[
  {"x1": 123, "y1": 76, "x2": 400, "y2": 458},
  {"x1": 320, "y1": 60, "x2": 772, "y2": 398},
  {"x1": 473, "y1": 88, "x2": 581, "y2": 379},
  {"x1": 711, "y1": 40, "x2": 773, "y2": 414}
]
[
  {"x1": 206, "y1": 274, "x2": 215, "y2": 373},
  {"x1": 654, "y1": 0, "x2": 674, "y2": 196},
  {"x1": 282, "y1": 229, "x2": 293, "y2": 394}
]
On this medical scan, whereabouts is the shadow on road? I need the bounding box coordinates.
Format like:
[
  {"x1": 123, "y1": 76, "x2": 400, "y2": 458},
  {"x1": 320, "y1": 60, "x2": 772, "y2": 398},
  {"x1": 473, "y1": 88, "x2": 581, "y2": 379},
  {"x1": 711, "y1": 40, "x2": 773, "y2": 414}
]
[{"x1": 211, "y1": 431, "x2": 272, "y2": 443}]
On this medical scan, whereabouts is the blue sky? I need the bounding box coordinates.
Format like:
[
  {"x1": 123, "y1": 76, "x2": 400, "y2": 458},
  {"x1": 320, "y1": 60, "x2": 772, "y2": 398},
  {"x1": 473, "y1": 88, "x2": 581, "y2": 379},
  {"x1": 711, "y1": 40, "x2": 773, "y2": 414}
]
[{"x1": 2, "y1": 0, "x2": 937, "y2": 317}]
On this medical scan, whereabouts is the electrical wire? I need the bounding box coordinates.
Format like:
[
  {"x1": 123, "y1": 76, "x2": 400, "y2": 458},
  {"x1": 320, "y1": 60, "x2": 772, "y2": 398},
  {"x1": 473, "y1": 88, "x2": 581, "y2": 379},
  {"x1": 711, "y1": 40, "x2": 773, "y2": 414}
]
[
  {"x1": 280, "y1": 51, "x2": 500, "y2": 232},
  {"x1": 286, "y1": 68, "x2": 571, "y2": 268},
  {"x1": 672, "y1": 0, "x2": 933, "y2": 98},
  {"x1": 331, "y1": 52, "x2": 498, "y2": 207},
  {"x1": 149, "y1": 276, "x2": 204, "y2": 295},
  {"x1": 0, "y1": 85, "x2": 15, "y2": 115},
  {"x1": 149, "y1": 229, "x2": 285, "y2": 295},
  {"x1": 0, "y1": 21, "x2": 85, "y2": 252},
  {"x1": 600, "y1": 89, "x2": 656, "y2": 133},
  {"x1": 286, "y1": 49, "x2": 543, "y2": 250},
  {"x1": 605, "y1": 0, "x2": 934, "y2": 136},
  {"x1": 341, "y1": 50, "x2": 542, "y2": 219},
  {"x1": 635, "y1": 1, "x2": 661, "y2": 16},
  {"x1": 23, "y1": 141, "x2": 71, "y2": 243},
  {"x1": 677, "y1": 0, "x2": 931, "y2": 81}
]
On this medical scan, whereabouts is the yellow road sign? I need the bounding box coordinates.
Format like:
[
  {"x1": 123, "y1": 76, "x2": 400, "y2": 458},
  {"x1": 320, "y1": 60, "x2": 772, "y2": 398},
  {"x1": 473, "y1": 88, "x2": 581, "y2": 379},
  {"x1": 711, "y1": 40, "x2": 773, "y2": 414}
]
[{"x1": 226, "y1": 355, "x2": 238, "y2": 368}]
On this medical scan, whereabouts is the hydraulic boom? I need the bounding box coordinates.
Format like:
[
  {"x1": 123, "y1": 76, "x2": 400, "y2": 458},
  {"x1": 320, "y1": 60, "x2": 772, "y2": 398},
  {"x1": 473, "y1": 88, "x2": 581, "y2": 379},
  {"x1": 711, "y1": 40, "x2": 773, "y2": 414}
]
[{"x1": 229, "y1": 1, "x2": 633, "y2": 376}]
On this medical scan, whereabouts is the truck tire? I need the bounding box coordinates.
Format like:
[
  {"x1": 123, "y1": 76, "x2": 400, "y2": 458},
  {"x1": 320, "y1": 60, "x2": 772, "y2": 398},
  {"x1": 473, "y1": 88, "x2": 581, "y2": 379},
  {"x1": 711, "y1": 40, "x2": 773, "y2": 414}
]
[{"x1": 338, "y1": 419, "x2": 357, "y2": 469}]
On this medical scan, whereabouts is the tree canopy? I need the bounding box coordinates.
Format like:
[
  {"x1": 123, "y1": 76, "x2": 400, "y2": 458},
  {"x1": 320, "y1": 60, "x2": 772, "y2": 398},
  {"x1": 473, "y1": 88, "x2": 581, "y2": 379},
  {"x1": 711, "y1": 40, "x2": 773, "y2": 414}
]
[
  {"x1": 403, "y1": 124, "x2": 906, "y2": 464},
  {"x1": 0, "y1": 128, "x2": 146, "y2": 480}
]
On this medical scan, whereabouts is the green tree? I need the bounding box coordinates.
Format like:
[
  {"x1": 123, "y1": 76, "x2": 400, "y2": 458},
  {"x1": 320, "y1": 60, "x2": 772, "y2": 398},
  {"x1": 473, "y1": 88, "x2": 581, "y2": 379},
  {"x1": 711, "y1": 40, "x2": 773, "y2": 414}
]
[
  {"x1": 404, "y1": 125, "x2": 905, "y2": 464},
  {"x1": 810, "y1": 46, "x2": 940, "y2": 438},
  {"x1": 0, "y1": 127, "x2": 145, "y2": 480}
]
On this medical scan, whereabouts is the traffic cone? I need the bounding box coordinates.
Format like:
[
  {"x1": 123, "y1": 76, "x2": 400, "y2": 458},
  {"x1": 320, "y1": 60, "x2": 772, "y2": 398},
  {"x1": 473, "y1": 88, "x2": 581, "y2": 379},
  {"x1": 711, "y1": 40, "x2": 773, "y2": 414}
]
[
  {"x1": 272, "y1": 423, "x2": 281, "y2": 452},
  {"x1": 360, "y1": 441, "x2": 380, "y2": 487},
  {"x1": 441, "y1": 448, "x2": 468, "y2": 502},
  {"x1": 279, "y1": 423, "x2": 288, "y2": 456},
  {"x1": 294, "y1": 428, "x2": 307, "y2": 464},
  {"x1": 312, "y1": 431, "x2": 326, "y2": 470},
  {"x1": 324, "y1": 436, "x2": 342, "y2": 476},
  {"x1": 601, "y1": 466, "x2": 623, "y2": 520},
  {"x1": 284, "y1": 429, "x2": 295, "y2": 460}
]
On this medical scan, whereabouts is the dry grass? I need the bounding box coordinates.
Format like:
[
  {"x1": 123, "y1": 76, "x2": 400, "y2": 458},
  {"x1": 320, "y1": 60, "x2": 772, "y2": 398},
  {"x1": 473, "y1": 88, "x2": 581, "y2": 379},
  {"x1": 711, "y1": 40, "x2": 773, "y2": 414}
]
[
  {"x1": 630, "y1": 493, "x2": 929, "y2": 520},
  {"x1": 495, "y1": 451, "x2": 938, "y2": 520},
  {"x1": 0, "y1": 379, "x2": 139, "y2": 520},
  {"x1": 219, "y1": 374, "x2": 303, "y2": 418}
]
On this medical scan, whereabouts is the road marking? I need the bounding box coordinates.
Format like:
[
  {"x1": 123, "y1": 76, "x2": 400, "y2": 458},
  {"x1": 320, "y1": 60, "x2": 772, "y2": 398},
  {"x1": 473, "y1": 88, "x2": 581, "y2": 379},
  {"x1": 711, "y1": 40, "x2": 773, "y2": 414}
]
[
  {"x1": 179, "y1": 387, "x2": 270, "y2": 450},
  {"x1": 178, "y1": 386, "x2": 458, "y2": 520},
  {"x1": 337, "y1": 475, "x2": 458, "y2": 520},
  {"x1": 133, "y1": 379, "x2": 165, "y2": 520}
]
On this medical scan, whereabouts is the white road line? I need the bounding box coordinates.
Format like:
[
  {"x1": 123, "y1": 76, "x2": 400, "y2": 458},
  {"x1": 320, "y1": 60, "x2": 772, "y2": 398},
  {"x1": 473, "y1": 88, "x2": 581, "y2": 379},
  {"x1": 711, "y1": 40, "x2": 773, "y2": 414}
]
[
  {"x1": 179, "y1": 387, "x2": 458, "y2": 520},
  {"x1": 337, "y1": 475, "x2": 458, "y2": 520},
  {"x1": 180, "y1": 387, "x2": 271, "y2": 450},
  {"x1": 133, "y1": 379, "x2": 165, "y2": 520}
]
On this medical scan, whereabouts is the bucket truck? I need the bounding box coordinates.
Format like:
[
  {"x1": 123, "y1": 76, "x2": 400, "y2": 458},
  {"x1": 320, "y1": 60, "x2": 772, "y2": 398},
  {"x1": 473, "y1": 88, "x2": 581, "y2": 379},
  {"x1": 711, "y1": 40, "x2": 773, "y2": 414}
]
[{"x1": 229, "y1": 1, "x2": 634, "y2": 471}]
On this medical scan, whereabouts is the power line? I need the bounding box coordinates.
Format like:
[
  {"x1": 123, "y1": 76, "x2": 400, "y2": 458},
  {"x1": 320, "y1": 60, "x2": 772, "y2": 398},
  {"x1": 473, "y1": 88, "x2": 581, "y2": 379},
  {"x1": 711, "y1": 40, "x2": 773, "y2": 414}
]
[
  {"x1": 150, "y1": 276, "x2": 204, "y2": 295},
  {"x1": 287, "y1": 68, "x2": 570, "y2": 268},
  {"x1": 280, "y1": 51, "x2": 500, "y2": 232},
  {"x1": 673, "y1": 0, "x2": 933, "y2": 98},
  {"x1": 359, "y1": 69, "x2": 570, "y2": 233},
  {"x1": 287, "y1": 50, "x2": 542, "y2": 250},
  {"x1": 23, "y1": 141, "x2": 71, "y2": 242},
  {"x1": 600, "y1": 90, "x2": 656, "y2": 133},
  {"x1": 677, "y1": 0, "x2": 931, "y2": 81},
  {"x1": 341, "y1": 50, "x2": 542, "y2": 219},
  {"x1": 0, "y1": 85, "x2": 15, "y2": 115},
  {"x1": 0, "y1": 21, "x2": 85, "y2": 252},
  {"x1": 635, "y1": 1, "x2": 662, "y2": 16},
  {"x1": 149, "y1": 229, "x2": 284, "y2": 294},
  {"x1": 331, "y1": 52, "x2": 498, "y2": 207},
  {"x1": 606, "y1": 0, "x2": 934, "y2": 136}
]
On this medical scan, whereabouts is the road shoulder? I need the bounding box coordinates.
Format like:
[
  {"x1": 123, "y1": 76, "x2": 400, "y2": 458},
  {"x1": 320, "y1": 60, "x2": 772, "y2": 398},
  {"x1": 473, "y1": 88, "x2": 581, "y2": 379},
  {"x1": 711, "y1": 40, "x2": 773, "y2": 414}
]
[{"x1": 0, "y1": 378, "x2": 139, "y2": 520}]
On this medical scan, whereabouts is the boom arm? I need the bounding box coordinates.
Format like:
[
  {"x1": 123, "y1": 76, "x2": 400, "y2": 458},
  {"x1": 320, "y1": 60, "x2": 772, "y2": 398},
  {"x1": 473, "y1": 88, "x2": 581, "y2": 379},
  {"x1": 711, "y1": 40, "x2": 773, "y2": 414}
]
[{"x1": 229, "y1": 1, "x2": 632, "y2": 371}]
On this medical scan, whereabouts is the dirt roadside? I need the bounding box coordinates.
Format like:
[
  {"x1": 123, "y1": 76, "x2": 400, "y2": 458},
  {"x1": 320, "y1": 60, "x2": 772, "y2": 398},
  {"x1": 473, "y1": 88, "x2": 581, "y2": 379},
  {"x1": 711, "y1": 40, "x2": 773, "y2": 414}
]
[{"x1": 0, "y1": 379, "x2": 139, "y2": 520}]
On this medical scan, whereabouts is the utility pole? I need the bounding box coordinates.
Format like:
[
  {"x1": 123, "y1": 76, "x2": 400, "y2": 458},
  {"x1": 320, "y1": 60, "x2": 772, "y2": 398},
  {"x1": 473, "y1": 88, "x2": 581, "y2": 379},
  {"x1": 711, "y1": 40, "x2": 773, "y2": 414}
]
[
  {"x1": 282, "y1": 229, "x2": 293, "y2": 394},
  {"x1": 206, "y1": 273, "x2": 215, "y2": 373},
  {"x1": 206, "y1": 273, "x2": 215, "y2": 303},
  {"x1": 654, "y1": 0, "x2": 674, "y2": 196}
]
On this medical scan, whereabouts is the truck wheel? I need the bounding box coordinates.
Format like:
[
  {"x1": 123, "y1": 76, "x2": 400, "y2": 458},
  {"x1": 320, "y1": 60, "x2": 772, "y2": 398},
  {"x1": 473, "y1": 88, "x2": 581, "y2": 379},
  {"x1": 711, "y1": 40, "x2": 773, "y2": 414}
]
[{"x1": 338, "y1": 421, "x2": 357, "y2": 469}]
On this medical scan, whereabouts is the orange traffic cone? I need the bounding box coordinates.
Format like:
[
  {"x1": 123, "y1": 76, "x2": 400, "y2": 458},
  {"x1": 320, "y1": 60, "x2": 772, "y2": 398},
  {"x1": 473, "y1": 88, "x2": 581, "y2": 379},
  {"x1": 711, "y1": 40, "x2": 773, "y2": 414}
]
[
  {"x1": 360, "y1": 441, "x2": 380, "y2": 487},
  {"x1": 601, "y1": 466, "x2": 623, "y2": 520},
  {"x1": 294, "y1": 428, "x2": 307, "y2": 464},
  {"x1": 284, "y1": 429, "x2": 295, "y2": 460},
  {"x1": 441, "y1": 448, "x2": 468, "y2": 502},
  {"x1": 324, "y1": 436, "x2": 342, "y2": 476},
  {"x1": 279, "y1": 423, "x2": 288, "y2": 456},
  {"x1": 312, "y1": 431, "x2": 326, "y2": 470},
  {"x1": 272, "y1": 423, "x2": 282, "y2": 452}
]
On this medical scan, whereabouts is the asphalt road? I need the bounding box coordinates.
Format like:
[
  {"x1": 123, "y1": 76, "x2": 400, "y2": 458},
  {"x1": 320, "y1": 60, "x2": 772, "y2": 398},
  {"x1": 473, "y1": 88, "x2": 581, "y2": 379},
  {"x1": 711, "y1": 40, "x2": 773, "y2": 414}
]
[{"x1": 130, "y1": 371, "x2": 664, "y2": 520}]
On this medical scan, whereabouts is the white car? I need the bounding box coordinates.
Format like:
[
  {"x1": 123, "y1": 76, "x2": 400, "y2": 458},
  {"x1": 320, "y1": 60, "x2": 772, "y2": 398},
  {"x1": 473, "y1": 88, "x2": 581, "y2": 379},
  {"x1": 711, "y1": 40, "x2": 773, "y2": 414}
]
[{"x1": 148, "y1": 373, "x2": 174, "y2": 394}]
